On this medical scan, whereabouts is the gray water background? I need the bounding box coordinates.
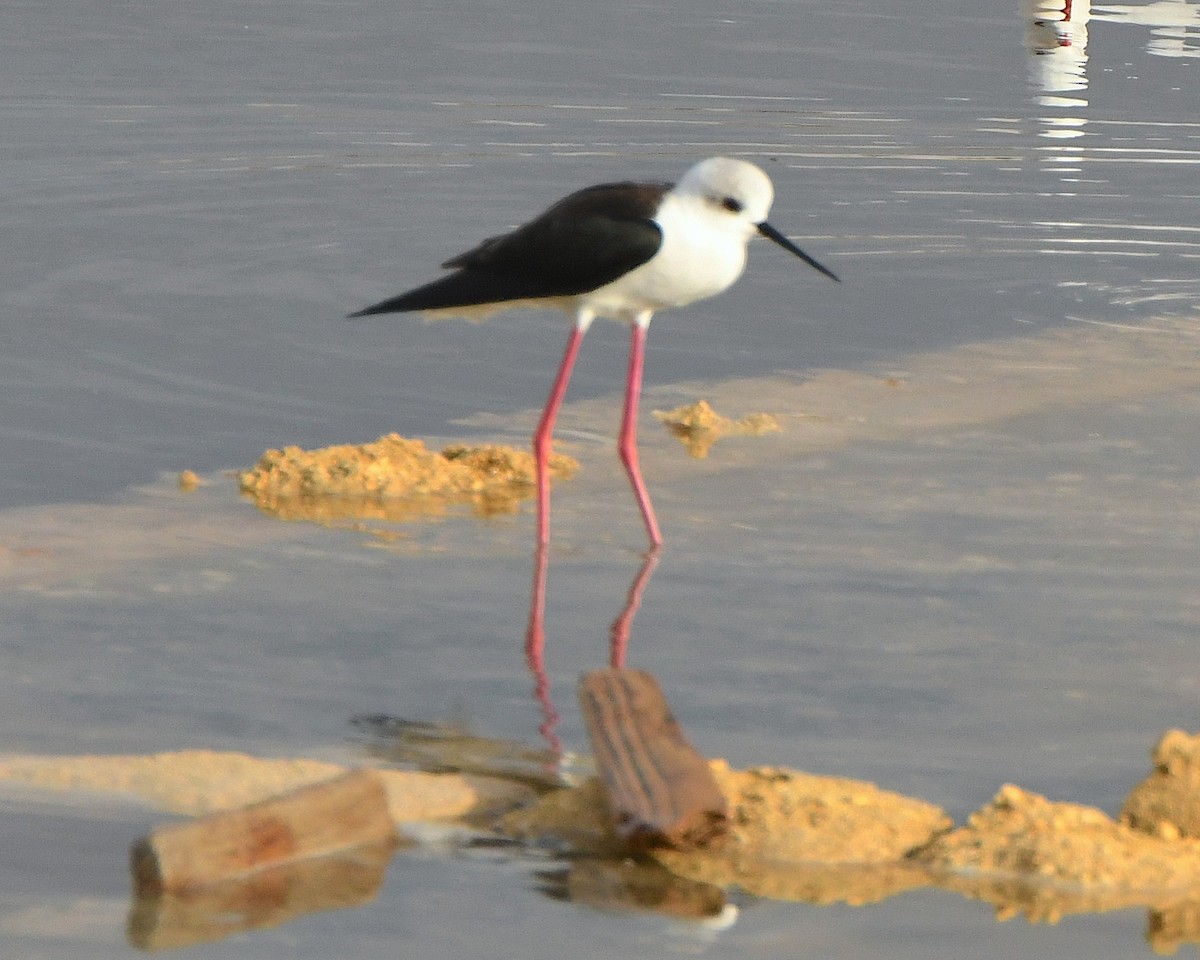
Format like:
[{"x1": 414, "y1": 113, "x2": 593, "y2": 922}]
[{"x1": 2, "y1": 0, "x2": 1200, "y2": 956}]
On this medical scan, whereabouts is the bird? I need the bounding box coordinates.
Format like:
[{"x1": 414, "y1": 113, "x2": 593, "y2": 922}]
[{"x1": 350, "y1": 156, "x2": 839, "y2": 547}]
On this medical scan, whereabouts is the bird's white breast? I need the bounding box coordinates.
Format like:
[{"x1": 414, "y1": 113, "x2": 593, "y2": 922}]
[{"x1": 578, "y1": 192, "x2": 751, "y2": 322}]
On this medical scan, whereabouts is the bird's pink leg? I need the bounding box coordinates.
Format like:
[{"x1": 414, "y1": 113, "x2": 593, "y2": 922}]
[
  {"x1": 619, "y1": 319, "x2": 663, "y2": 547},
  {"x1": 534, "y1": 324, "x2": 585, "y2": 545}
]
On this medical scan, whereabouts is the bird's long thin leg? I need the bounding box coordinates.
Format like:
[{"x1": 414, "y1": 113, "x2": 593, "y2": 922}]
[
  {"x1": 533, "y1": 319, "x2": 587, "y2": 545},
  {"x1": 618, "y1": 314, "x2": 663, "y2": 547}
]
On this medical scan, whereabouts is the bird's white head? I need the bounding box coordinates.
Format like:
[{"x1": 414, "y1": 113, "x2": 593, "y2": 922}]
[
  {"x1": 673, "y1": 157, "x2": 776, "y2": 235},
  {"x1": 674, "y1": 156, "x2": 841, "y2": 284}
]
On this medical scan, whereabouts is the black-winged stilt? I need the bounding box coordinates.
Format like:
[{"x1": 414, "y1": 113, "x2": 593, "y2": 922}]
[{"x1": 350, "y1": 157, "x2": 839, "y2": 547}]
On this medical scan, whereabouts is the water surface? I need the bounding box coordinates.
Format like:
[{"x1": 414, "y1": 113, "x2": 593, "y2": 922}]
[{"x1": 2, "y1": 0, "x2": 1199, "y2": 956}]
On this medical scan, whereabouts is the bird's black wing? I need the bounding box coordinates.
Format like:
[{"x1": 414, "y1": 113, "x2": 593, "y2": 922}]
[{"x1": 349, "y1": 181, "x2": 669, "y2": 317}]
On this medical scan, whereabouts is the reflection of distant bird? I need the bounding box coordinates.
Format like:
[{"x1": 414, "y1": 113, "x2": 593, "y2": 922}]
[
  {"x1": 1022, "y1": 0, "x2": 1092, "y2": 95},
  {"x1": 351, "y1": 157, "x2": 838, "y2": 547}
]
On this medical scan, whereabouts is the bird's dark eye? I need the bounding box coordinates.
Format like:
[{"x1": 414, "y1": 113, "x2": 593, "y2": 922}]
[{"x1": 721, "y1": 196, "x2": 743, "y2": 213}]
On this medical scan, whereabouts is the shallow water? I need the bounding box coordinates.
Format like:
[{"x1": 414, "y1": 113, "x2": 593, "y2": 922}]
[{"x1": 2, "y1": 0, "x2": 1200, "y2": 956}]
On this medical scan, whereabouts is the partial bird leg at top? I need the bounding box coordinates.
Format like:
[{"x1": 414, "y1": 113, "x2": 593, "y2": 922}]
[
  {"x1": 533, "y1": 320, "x2": 587, "y2": 545},
  {"x1": 619, "y1": 315, "x2": 663, "y2": 547}
]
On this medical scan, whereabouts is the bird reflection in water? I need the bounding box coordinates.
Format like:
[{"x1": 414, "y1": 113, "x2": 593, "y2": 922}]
[{"x1": 525, "y1": 546, "x2": 661, "y2": 753}]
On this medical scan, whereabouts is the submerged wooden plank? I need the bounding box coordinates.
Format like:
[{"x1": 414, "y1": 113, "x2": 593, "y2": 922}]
[
  {"x1": 578, "y1": 669, "x2": 728, "y2": 851},
  {"x1": 131, "y1": 768, "x2": 397, "y2": 896}
]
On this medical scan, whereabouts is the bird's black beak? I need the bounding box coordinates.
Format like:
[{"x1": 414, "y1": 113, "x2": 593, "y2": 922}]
[{"x1": 757, "y1": 222, "x2": 840, "y2": 282}]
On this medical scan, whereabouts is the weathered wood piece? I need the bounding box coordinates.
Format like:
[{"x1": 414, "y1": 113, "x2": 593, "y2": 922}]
[
  {"x1": 130, "y1": 768, "x2": 396, "y2": 896},
  {"x1": 578, "y1": 669, "x2": 728, "y2": 851}
]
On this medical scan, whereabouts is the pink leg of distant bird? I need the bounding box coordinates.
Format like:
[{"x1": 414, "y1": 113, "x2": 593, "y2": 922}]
[
  {"x1": 533, "y1": 324, "x2": 585, "y2": 545},
  {"x1": 619, "y1": 319, "x2": 663, "y2": 547}
]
